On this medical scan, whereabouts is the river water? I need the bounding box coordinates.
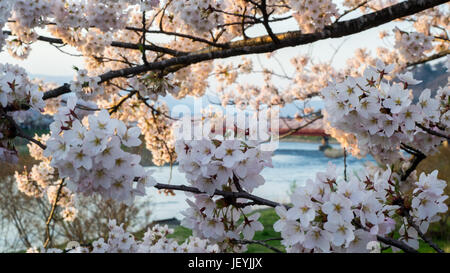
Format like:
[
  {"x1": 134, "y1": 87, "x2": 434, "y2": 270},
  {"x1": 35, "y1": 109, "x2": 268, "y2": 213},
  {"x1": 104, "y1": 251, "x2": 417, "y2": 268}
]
[{"x1": 144, "y1": 142, "x2": 375, "y2": 221}]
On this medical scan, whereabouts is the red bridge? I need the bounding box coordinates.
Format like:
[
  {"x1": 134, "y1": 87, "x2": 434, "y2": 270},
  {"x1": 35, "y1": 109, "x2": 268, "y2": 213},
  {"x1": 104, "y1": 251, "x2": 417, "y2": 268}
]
[{"x1": 278, "y1": 118, "x2": 327, "y2": 137}]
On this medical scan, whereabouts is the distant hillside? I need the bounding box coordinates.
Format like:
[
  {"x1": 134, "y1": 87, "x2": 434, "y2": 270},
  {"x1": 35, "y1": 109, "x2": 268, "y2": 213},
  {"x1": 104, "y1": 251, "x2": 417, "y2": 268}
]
[
  {"x1": 409, "y1": 61, "x2": 448, "y2": 101},
  {"x1": 30, "y1": 74, "x2": 71, "y2": 85}
]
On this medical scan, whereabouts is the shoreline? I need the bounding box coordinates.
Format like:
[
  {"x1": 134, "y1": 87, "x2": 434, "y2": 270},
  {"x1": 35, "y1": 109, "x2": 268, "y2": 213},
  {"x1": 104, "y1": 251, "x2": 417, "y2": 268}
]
[{"x1": 278, "y1": 136, "x2": 339, "y2": 144}]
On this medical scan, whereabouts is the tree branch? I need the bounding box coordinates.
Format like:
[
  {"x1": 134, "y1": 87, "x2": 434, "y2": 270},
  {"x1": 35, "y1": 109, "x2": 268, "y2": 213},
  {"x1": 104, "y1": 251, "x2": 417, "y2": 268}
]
[
  {"x1": 153, "y1": 183, "x2": 285, "y2": 209},
  {"x1": 406, "y1": 49, "x2": 450, "y2": 67},
  {"x1": 354, "y1": 222, "x2": 419, "y2": 253},
  {"x1": 375, "y1": 234, "x2": 419, "y2": 253},
  {"x1": 400, "y1": 143, "x2": 426, "y2": 181},
  {"x1": 108, "y1": 91, "x2": 138, "y2": 115},
  {"x1": 416, "y1": 123, "x2": 450, "y2": 142},
  {"x1": 259, "y1": 0, "x2": 280, "y2": 43},
  {"x1": 2, "y1": 30, "x2": 187, "y2": 57},
  {"x1": 31, "y1": 0, "x2": 449, "y2": 103},
  {"x1": 3, "y1": 112, "x2": 47, "y2": 149},
  {"x1": 43, "y1": 179, "x2": 65, "y2": 249}
]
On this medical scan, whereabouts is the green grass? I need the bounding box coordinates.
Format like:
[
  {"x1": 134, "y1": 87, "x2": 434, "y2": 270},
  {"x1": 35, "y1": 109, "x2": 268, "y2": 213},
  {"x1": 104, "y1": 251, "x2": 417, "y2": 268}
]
[
  {"x1": 244, "y1": 209, "x2": 284, "y2": 253},
  {"x1": 168, "y1": 208, "x2": 450, "y2": 253},
  {"x1": 167, "y1": 225, "x2": 192, "y2": 241}
]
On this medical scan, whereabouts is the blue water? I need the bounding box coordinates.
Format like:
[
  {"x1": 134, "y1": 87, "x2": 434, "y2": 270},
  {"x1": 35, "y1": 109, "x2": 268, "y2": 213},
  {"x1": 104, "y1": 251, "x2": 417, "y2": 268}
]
[{"x1": 144, "y1": 142, "x2": 374, "y2": 220}]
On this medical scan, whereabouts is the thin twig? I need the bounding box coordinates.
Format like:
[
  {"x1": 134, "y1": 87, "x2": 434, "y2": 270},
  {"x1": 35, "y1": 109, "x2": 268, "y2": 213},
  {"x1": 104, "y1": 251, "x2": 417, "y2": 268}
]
[
  {"x1": 109, "y1": 91, "x2": 138, "y2": 115},
  {"x1": 406, "y1": 49, "x2": 450, "y2": 67},
  {"x1": 16, "y1": 131, "x2": 47, "y2": 150},
  {"x1": 43, "y1": 179, "x2": 65, "y2": 249},
  {"x1": 4, "y1": 113, "x2": 47, "y2": 149},
  {"x1": 344, "y1": 148, "x2": 348, "y2": 182},
  {"x1": 335, "y1": 1, "x2": 371, "y2": 22},
  {"x1": 416, "y1": 123, "x2": 450, "y2": 142},
  {"x1": 400, "y1": 143, "x2": 426, "y2": 181},
  {"x1": 278, "y1": 114, "x2": 324, "y2": 139}
]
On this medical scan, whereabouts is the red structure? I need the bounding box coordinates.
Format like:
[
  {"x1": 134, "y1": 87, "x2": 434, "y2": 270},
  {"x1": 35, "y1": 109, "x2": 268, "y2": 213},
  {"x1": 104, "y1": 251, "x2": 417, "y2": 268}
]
[{"x1": 278, "y1": 118, "x2": 327, "y2": 137}]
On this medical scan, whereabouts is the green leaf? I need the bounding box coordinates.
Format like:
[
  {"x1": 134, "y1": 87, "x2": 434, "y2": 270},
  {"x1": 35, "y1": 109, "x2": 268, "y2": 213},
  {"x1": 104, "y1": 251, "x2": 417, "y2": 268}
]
[{"x1": 138, "y1": 44, "x2": 145, "y2": 53}]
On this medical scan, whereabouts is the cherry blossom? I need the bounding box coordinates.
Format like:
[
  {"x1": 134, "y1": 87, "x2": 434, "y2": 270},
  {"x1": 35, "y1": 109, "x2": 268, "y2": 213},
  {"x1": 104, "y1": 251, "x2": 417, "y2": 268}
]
[
  {"x1": 44, "y1": 95, "x2": 157, "y2": 204},
  {"x1": 275, "y1": 163, "x2": 448, "y2": 253},
  {"x1": 322, "y1": 59, "x2": 448, "y2": 161}
]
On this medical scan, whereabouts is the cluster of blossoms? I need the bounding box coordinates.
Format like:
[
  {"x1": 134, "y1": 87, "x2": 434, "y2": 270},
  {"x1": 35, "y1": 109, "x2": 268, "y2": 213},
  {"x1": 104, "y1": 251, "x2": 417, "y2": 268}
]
[
  {"x1": 4, "y1": 0, "x2": 45, "y2": 59},
  {"x1": 322, "y1": 59, "x2": 449, "y2": 162},
  {"x1": 96, "y1": 92, "x2": 176, "y2": 167},
  {"x1": 43, "y1": 94, "x2": 157, "y2": 204},
  {"x1": 35, "y1": 219, "x2": 218, "y2": 253},
  {"x1": 80, "y1": 29, "x2": 113, "y2": 57},
  {"x1": 288, "y1": 0, "x2": 339, "y2": 33},
  {"x1": 173, "y1": 61, "x2": 214, "y2": 99},
  {"x1": 181, "y1": 194, "x2": 261, "y2": 252},
  {"x1": 288, "y1": 56, "x2": 341, "y2": 101},
  {"x1": 14, "y1": 134, "x2": 78, "y2": 222},
  {"x1": 10, "y1": 0, "x2": 134, "y2": 32},
  {"x1": 394, "y1": 30, "x2": 434, "y2": 63},
  {"x1": 69, "y1": 69, "x2": 104, "y2": 98},
  {"x1": 135, "y1": 102, "x2": 176, "y2": 166},
  {"x1": 106, "y1": 92, "x2": 176, "y2": 166},
  {"x1": 374, "y1": 20, "x2": 447, "y2": 72},
  {"x1": 173, "y1": 115, "x2": 275, "y2": 250},
  {"x1": 0, "y1": 63, "x2": 44, "y2": 110},
  {"x1": 128, "y1": 73, "x2": 181, "y2": 101},
  {"x1": 83, "y1": 0, "x2": 130, "y2": 32},
  {"x1": 10, "y1": 0, "x2": 52, "y2": 29},
  {"x1": 214, "y1": 63, "x2": 239, "y2": 86},
  {"x1": 5, "y1": 0, "x2": 160, "y2": 60},
  {"x1": 46, "y1": 26, "x2": 113, "y2": 59},
  {"x1": 0, "y1": 63, "x2": 45, "y2": 162},
  {"x1": 408, "y1": 171, "x2": 448, "y2": 243},
  {"x1": 174, "y1": 122, "x2": 274, "y2": 196},
  {"x1": 274, "y1": 163, "x2": 448, "y2": 253},
  {"x1": 167, "y1": 0, "x2": 224, "y2": 34}
]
